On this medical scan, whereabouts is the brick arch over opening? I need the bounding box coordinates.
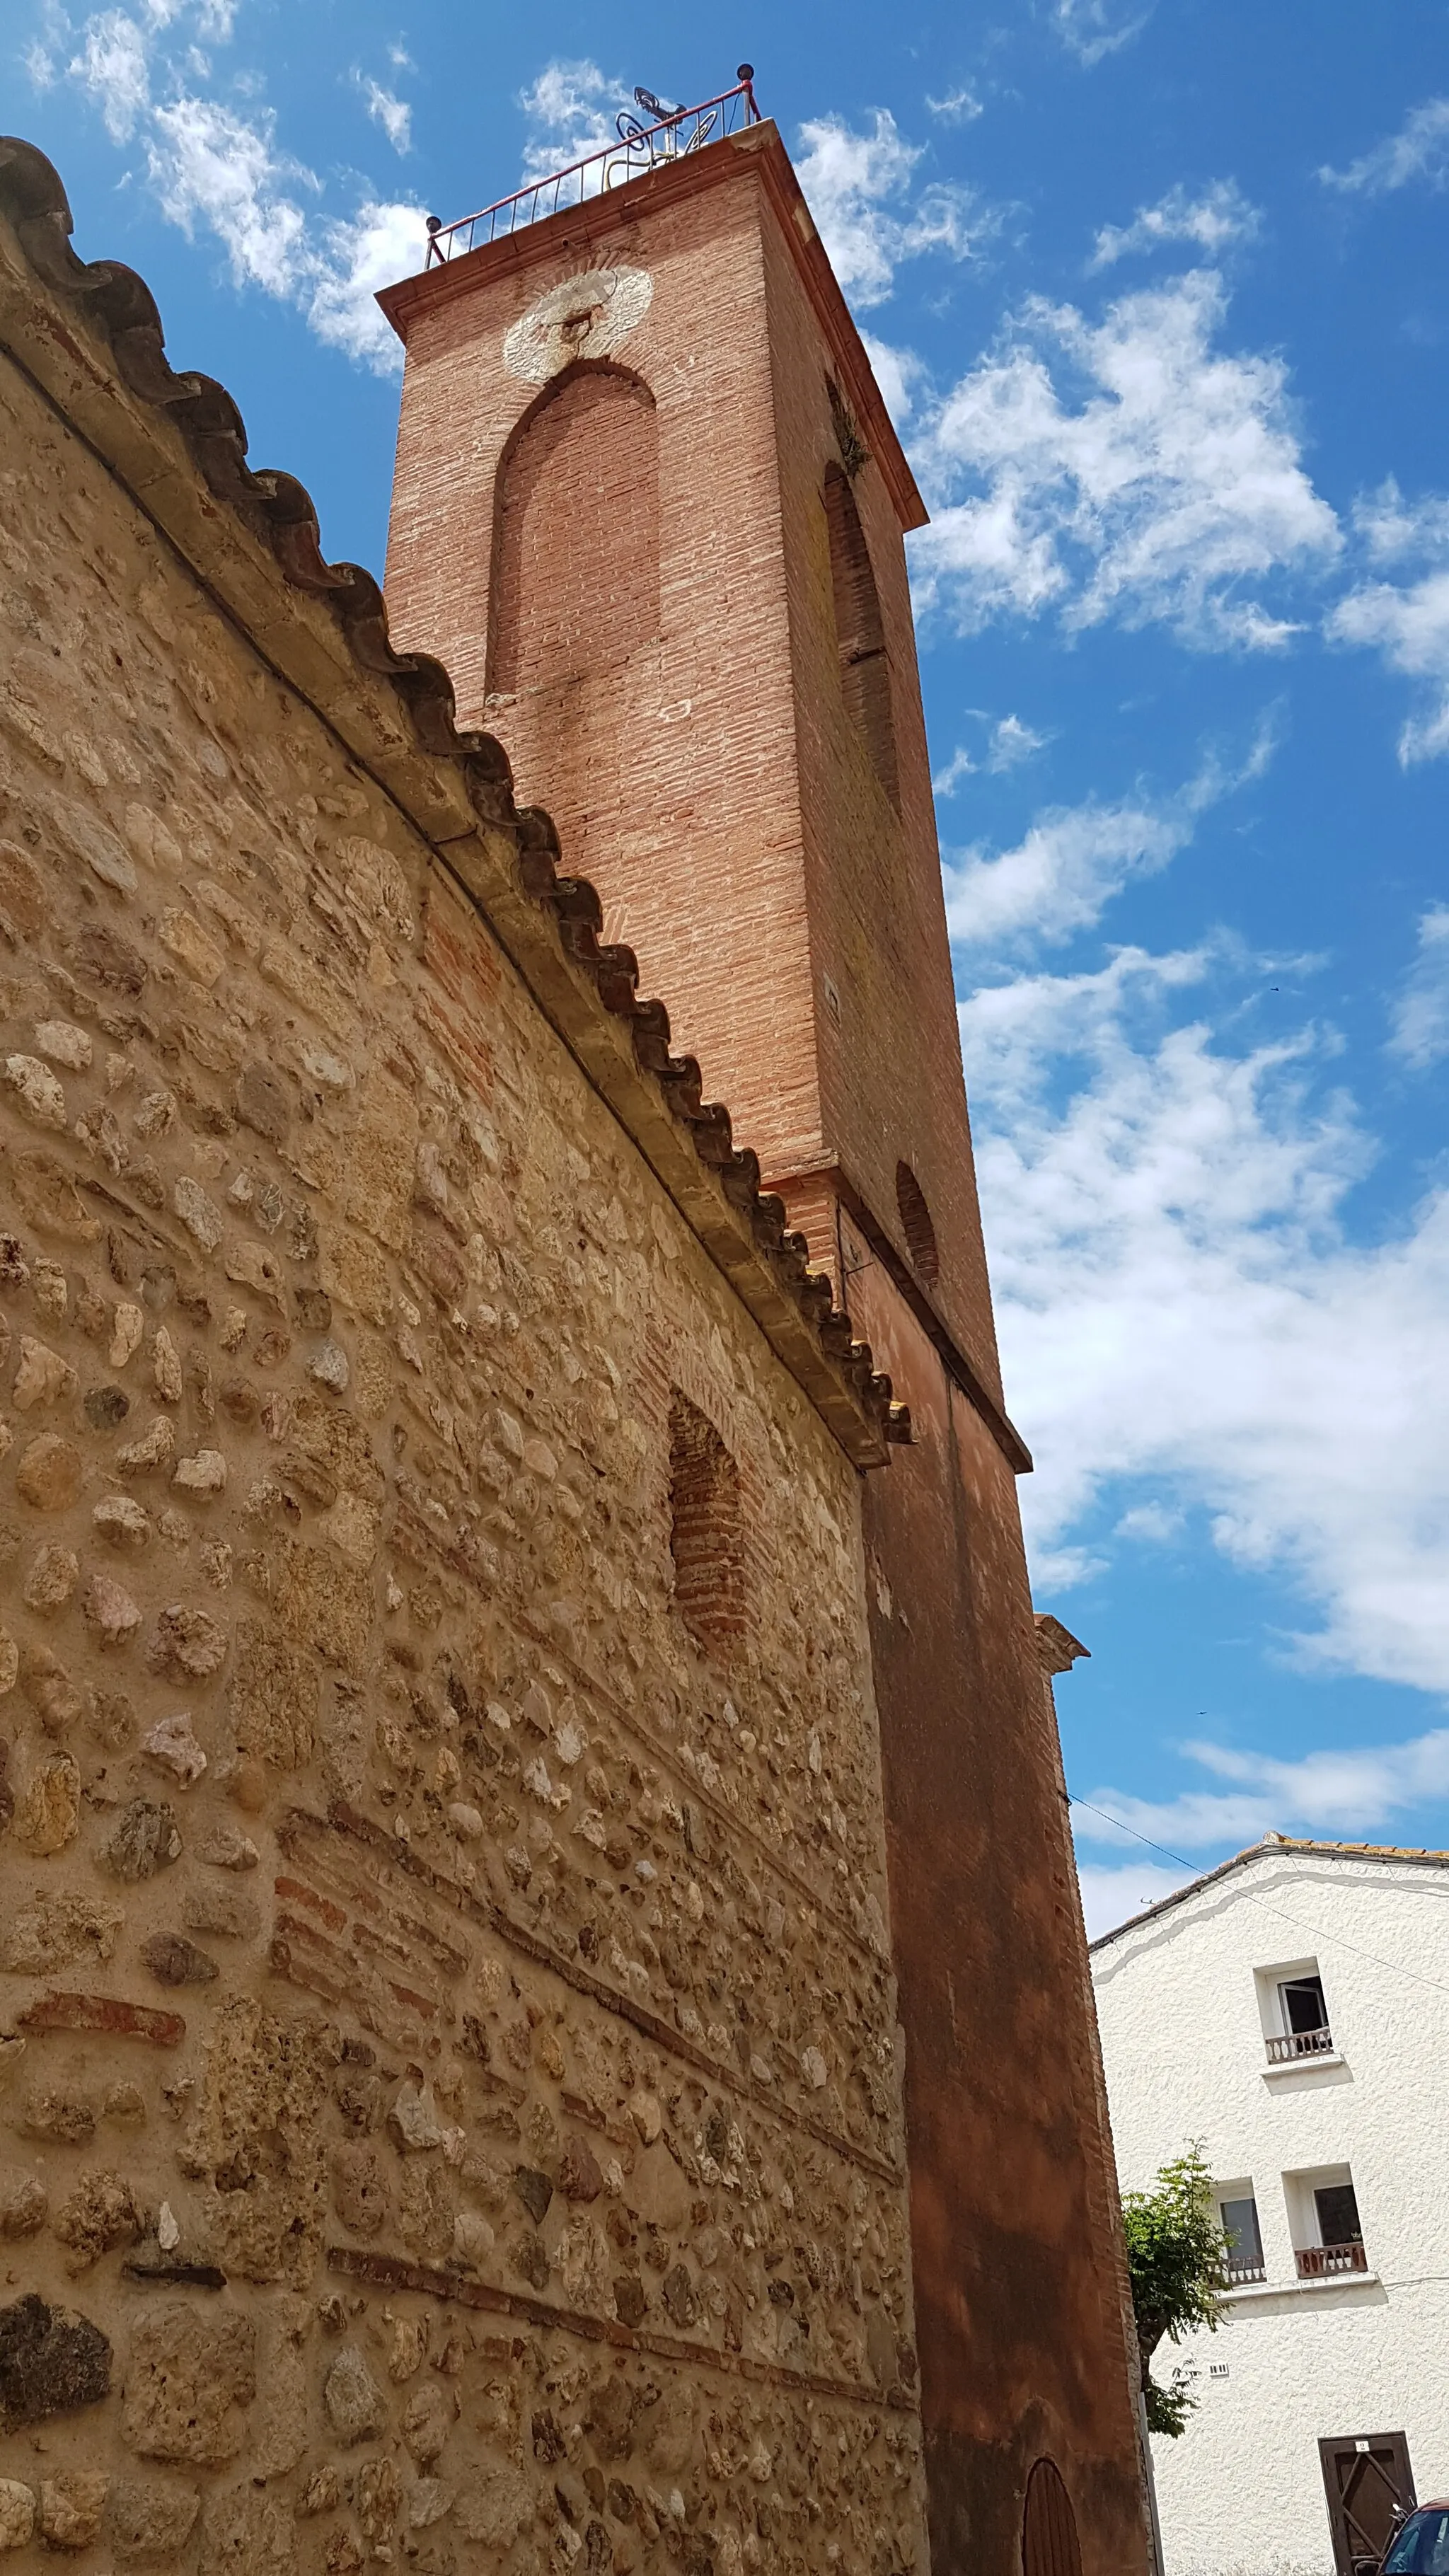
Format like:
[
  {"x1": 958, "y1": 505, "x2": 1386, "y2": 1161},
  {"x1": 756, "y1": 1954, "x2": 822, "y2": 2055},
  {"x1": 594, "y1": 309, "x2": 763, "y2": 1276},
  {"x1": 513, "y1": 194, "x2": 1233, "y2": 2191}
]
[
  {"x1": 1022, "y1": 2459, "x2": 1083, "y2": 2576},
  {"x1": 489, "y1": 364, "x2": 660, "y2": 696},
  {"x1": 824, "y1": 461, "x2": 900, "y2": 814}
]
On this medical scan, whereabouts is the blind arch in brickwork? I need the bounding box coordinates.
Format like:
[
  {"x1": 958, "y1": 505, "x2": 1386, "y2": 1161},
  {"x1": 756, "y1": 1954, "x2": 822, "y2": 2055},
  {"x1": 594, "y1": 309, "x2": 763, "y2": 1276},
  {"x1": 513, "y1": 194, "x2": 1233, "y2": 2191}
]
[
  {"x1": 667, "y1": 1391, "x2": 745, "y2": 1657},
  {"x1": 489, "y1": 362, "x2": 660, "y2": 696},
  {"x1": 1022, "y1": 2459, "x2": 1084, "y2": 2576},
  {"x1": 824, "y1": 461, "x2": 900, "y2": 814}
]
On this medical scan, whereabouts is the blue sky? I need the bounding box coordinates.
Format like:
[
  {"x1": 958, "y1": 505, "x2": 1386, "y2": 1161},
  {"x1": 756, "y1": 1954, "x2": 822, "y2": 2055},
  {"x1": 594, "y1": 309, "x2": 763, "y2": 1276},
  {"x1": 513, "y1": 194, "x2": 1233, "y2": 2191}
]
[{"x1": 11, "y1": 0, "x2": 1449, "y2": 1932}]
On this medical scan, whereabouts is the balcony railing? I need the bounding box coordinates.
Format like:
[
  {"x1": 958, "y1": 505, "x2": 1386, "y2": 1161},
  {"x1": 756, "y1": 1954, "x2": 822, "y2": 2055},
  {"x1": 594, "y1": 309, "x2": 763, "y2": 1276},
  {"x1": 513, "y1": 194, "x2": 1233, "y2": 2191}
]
[
  {"x1": 423, "y1": 70, "x2": 763, "y2": 266},
  {"x1": 1295, "y1": 2241, "x2": 1368, "y2": 2279},
  {"x1": 1266, "y1": 2025, "x2": 1334, "y2": 2064},
  {"x1": 1223, "y1": 2258, "x2": 1267, "y2": 2286}
]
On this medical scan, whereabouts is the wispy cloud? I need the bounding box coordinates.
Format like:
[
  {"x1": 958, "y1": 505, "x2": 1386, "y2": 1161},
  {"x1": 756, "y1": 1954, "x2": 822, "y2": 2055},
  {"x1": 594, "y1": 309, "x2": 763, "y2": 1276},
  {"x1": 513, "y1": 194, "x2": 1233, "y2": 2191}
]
[
  {"x1": 361, "y1": 75, "x2": 411, "y2": 155},
  {"x1": 1320, "y1": 96, "x2": 1449, "y2": 196},
  {"x1": 1329, "y1": 482, "x2": 1449, "y2": 761},
  {"x1": 916, "y1": 268, "x2": 1339, "y2": 649},
  {"x1": 1389, "y1": 907, "x2": 1449, "y2": 1069},
  {"x1": 795, "y1": 109, "x2": 997, "y2": 307},
  {"x1": 50, "y1": 4, "x2": 427, "y2": 373},
  {"x1": 942, "y1": 722, "x2": 1274, "y2": 947},
  {"x1": 933, "y1": 712, "x2": 1051, "y2": 797},
  {"x1": 1052, "y1": 0, "x2": 1154, "y2": 68},
  {"x1": 925, "y1": 85, "x2": 983, "y2": 125},
  {"x1": 1090, "y1": 178, "x2": 1261, "y2": 270}
]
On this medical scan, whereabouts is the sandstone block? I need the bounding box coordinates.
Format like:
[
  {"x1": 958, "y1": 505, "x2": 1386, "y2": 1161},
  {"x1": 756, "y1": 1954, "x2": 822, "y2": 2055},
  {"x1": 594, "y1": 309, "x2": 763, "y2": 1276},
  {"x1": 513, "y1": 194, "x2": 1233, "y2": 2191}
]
[
  {"x1": 13, "y1": 1334, "x2": 76, "y2": 1409},
  {"x1": 330, "y1": 2144, "x2": 390, "y2": 2238},
  {"x1": 105, "y1": 1799, "x2": 183, "y2": 1880},
  {"x1": 33, "y1": 1019, "x2": 92, "y2": 1071},
  {"x1": 181, "y1": 1881, "x2": 259, "y2": 1939},
  {"x1": 16, "y1": 1431, "x2": 83, "y2": 1509},
  {"x1": 0, "y1": 2173, "x2": 47, "y2": 2238},
  {"x1": 117, "y1": 1414, "x2": 175, "y2": 1474},
  {"x1": 149, "y1": 1604, "x2": 228, "y2": 1680},
  {"x1": 23, "y1": 1542, "x2": 80, "y2": 1615},
  {"x1": 40, "y1": 2470, "x2": 109, "y2": 2550},
  {"x1": 4, "y1": 1054, "x2": 67, "y2": 1128},
  {"x1": 0, "y1": 2483, "x2": 34, "y2": 2551},
  {"x1": 200, "y1": 2484, "x2": 294, "y2": 2576},
  {"x1": 142, "y1": 1712, "x2": 207, "y2": 1783},
  {"x1": 122, "y1": 2304, "x2": 255, "y2": 2461},
  {"x1": 86, "y1": 1571, "x2": 143, "y2": 1647},
  {"x1": 53, "y1": 2169, "x2": 145, "y2": 2270},
  {"x1": 13, "y1": 1748, "x2": 81, "y2": 1853},
  {"x1": 108, "y1": 2477, "x2": 202, "y2": 2563},
  {"x1": 94, "y1": 1494, "x2": 152, "y2": 1549},
  {"x1": 141, "y1": 1933, "x2": 218, "y2": 1986},
  {"x1": 323, "y1": 2345, "x2": 384, "y2": 2444}
]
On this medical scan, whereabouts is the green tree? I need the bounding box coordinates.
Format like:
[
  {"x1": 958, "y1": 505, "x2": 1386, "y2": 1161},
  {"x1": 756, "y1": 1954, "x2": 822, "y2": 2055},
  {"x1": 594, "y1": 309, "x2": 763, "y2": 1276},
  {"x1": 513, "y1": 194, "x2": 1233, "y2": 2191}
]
[{"x1": 1121, "y1": 2145, "x2": 1227, "y2": 2436}]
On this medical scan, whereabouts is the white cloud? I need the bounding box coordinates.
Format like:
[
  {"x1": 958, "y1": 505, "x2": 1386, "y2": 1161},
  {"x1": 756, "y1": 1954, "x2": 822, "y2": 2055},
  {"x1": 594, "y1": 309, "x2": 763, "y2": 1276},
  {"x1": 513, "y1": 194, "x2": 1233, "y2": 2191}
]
[
  {"x1": 926, "y1": 86, "x2": 983, "y2": 125},
  {"x1": 57, "y1": 6, "x2": 425, "y2": 374},
  {"x1": 518, "y1": 58, "x2": 628, "y2": 178},
  {"x1": 1052, "y1": 0, "x2": 1153, "y2": 67},
  {"x1": 1113, "y1": 1499, "x2": 1184, "y2": 1543},
  {"x1": 1320, "y1": 96, "x2": 1449, "y2": 196},
  {"x1": 69, "y1": 8, "x2": 152, "y2": 141},
  {"x1": 308, "y1": 199, "x2": 431, "y2": 366},
  {"x1": 1078, "y1": 1860, "x2": 1195, "y2": 1939},
  {"x1": 1329, "y1": 483, "x2": 1449, "y2": 762},
  {"x1": 795, "y1": 110, "x2": 995, "y2": 308},
  {"x1": 861, "y1": 331, "x2": 925, "y2": 427},
  {"x1": 362, "y1": 77, "x2": 411, "y2": 155},
  {"x1": 1090, "y1": 178, "x2": 1260, "y2": 270},
  {"x1": 942, "y1": 724, "x2": 1271, "y2": 947},
  {"x1": 917, "y1": 268, "x2": 1340, "y2": 647},
  {"x1": 146, "y1": 94, "x2": 313, "y2": 296},
  {"x1": 959, "y1": 948, "x2": 1449, "y2": 1694},
  {"x1": 1078, "y1": 1725, "x2": 1449, "y2": 1860},
  {"x1": 1389, "y1": 906, "x2": 1449, "y2": 1069},
  {"x1": 932, "y1": 712, "x2": 1050, "y2": 800},
  {"x1": 988, "y1": 712, "x2": 1050, "y2": 770}
]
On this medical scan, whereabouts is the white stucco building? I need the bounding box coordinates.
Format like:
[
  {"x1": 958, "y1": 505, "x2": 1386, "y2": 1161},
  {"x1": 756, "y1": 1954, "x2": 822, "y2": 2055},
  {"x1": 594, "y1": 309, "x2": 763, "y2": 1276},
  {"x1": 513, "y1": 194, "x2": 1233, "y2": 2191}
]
[{"x1": 1091, "y1": 1837, "x2": 1449, "y2": 2576}]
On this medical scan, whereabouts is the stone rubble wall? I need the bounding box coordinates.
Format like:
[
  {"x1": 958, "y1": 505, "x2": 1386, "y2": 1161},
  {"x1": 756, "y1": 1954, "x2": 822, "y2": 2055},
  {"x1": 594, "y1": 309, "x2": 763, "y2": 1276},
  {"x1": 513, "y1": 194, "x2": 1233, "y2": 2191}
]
[{"x1": 0, "y1": 294, "x2": 925, "y2": 2576}]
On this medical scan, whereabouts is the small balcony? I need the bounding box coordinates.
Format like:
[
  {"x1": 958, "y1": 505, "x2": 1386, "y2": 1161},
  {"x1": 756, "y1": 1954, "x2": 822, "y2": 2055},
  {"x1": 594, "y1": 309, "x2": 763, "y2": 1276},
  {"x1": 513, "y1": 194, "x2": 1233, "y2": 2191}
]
[
  {"x1": 1266, "y1": 2024, "x2": 1334, "y2": 2064},
  {"x1": 1294, "y1": 2241, "x2": 1368, "y2": 2280},
  {"x1": 1224, "y1": 2256, "x2": 1267, "y2": 2286}
]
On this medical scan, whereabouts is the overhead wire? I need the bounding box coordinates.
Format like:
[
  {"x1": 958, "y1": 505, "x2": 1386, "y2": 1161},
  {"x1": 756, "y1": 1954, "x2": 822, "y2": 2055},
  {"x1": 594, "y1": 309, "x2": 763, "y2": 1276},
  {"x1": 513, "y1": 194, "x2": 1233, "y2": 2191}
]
[{"x1": 1068, "y1": 1791, "x2": 1449, "y2": 2002}]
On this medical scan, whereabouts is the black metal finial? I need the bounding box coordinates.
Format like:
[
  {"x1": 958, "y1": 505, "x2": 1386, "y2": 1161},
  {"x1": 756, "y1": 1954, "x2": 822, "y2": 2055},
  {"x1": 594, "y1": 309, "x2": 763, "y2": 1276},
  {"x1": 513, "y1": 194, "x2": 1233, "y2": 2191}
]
[
  {"x1": 737, "y1": 64, "x2": 754, "y2": 81},
  {"x1": 425, "y1": 214, "x2": 441, "y2": 233}
]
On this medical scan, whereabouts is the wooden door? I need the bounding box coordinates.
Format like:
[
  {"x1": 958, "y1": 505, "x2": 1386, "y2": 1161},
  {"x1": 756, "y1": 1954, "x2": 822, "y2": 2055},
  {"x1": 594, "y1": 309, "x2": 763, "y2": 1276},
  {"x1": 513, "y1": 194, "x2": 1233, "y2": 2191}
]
[
  {"x1": 1320, "y1": 2432, "x2": 1416, "y2": 2575},
  {"x1": 1022, "y1": 2459, "x2": 1083, "y2": 2576}
]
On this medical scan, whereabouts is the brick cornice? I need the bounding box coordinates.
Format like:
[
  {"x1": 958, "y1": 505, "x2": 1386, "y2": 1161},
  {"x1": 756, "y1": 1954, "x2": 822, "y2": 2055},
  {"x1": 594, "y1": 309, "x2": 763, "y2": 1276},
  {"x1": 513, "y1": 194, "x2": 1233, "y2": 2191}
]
[
  {"x1": 376, "y1": 121, "x2": 928, "y2": 537},
  {"x1": 0, "y1": 131, "x2": 908, "y2": 1472}
]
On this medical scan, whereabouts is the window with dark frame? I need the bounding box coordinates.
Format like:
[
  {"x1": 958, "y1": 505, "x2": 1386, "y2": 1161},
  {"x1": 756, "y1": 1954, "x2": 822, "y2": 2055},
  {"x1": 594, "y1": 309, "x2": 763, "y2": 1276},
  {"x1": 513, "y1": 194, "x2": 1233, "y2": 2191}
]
[{"x1": 1315, "y1": 2182, "x2": 1363, "y2": 2248}]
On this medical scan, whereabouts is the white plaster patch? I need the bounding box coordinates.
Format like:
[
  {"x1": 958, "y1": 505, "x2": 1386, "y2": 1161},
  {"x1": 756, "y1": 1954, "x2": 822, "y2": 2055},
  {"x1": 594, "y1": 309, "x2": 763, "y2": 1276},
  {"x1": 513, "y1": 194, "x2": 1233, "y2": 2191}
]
[{"x1": 503, "y1": 267, "x2": 653, "y2": 384}]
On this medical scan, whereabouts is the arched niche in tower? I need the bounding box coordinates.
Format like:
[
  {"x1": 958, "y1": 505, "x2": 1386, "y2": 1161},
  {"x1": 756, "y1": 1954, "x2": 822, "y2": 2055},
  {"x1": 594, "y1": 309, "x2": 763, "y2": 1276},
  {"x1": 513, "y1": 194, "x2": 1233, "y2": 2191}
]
[
  {"x1": 488, "y1": 362, "x2": 661, "y2": 698},
  {"x1": 824, "y1": 460, "x2": 901, "y2": 814}
]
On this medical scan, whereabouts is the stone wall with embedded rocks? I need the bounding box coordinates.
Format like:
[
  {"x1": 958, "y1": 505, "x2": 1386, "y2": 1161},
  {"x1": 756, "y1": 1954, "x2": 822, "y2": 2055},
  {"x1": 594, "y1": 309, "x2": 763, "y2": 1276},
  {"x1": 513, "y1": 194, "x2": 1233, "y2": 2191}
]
[{"x1": 0, "y1": 297, "x2": 925, "y2": 2575}]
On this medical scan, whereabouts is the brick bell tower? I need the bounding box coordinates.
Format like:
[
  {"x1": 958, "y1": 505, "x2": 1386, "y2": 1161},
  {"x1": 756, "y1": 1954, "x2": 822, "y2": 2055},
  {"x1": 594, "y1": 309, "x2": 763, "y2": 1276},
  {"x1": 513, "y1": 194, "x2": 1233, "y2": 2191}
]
[{"x1": 380, "y1": 79, "x2": 1150, "y2": 2576}]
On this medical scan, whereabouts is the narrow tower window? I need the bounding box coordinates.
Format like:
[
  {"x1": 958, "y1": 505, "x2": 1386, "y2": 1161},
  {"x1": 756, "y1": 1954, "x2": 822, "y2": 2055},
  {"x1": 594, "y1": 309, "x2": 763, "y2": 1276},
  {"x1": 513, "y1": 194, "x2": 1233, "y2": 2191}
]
[
  {"x1": 490, "y1": 364, "x2": 659, "y2": 695},
  {"x1": 824, "y1": 461, "x2": 900, "y2": 812},
  {"x1": 668, "y1": 1393, "x2": 744, "y2": 1655},
  {"x1": 896, "y1": 1160, "x2": 939, "y2": 1286}
]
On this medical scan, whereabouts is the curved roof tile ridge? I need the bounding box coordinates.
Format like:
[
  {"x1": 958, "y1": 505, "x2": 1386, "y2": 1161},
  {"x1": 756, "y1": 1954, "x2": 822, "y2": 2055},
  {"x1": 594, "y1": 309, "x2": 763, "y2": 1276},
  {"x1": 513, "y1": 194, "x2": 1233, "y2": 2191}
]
[{"x1": 0, "y1": 133, "x2": 908, "y2": 1465}]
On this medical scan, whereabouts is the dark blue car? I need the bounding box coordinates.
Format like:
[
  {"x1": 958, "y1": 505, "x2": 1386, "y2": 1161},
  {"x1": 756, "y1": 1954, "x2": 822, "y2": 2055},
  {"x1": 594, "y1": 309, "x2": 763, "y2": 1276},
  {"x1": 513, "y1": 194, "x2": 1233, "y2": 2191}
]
[{"x1": 1380, "y1": 2504, "x2": 1449, "y2": 2573}]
